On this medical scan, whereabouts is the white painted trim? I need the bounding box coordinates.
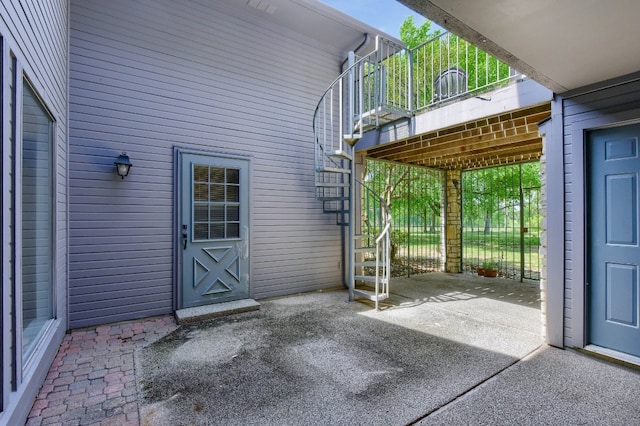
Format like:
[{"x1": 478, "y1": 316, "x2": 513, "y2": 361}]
[
  {"x1": 567, "y1": 107, "x2": 640, "y2": 350},
  {"x1": 14, "y1": 59, "x2": 24, "y2": 383},
  {"x1": 584, "y1": 345, "x2": 640, "y2": 368},
  {"x1": 1, "y1": 31, "x2": 9, "y2": 414}
]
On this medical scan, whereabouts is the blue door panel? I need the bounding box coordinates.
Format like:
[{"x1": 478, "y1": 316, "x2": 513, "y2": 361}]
[
  {"x1": 588, "y1": 124, "x2": 640, "y2": 358},
  {"x1": 605, "y1": 174, "x2": 637, "y2": 245},
  {"x1": 605, "y1": 263, "x2": 638, "y2": 327}
]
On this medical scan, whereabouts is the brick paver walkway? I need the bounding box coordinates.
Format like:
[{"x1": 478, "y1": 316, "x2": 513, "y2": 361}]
[{"x1": 25, "y1": 316, "x2": 178, "y2": 426}]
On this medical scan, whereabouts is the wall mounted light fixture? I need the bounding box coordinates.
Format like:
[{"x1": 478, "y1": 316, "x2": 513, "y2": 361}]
[
  {"x1": 114, "y1": 152, "x2": 132, "y2": 179},
  {"x1": 452, "y1": 179, "x2": 459, "y2": 190}
]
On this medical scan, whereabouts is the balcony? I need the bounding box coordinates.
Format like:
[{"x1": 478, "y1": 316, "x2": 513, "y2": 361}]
[{"x1": 317, "y1": 32, "x2": 553, "y2": 170}]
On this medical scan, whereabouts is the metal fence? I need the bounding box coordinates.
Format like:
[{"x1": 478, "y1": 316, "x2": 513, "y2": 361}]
[
  {"x1": 352, "y1": 33, "x2": 522, "y2": 116},
  {"x1": 364, "y1": 160, "x2": 541, "y2": 281},
  {"x1": 410, "y1": 31, "x2": 519, "y2": 111},
  {"x1": 461, "y1": 163, "x2": 541, "y2": 281},
  {"x1": 364, "y1": 159, "x2": 443, "y2": 277}
]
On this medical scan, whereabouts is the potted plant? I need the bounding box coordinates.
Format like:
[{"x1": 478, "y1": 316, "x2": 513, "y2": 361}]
[{"x1": 481, "y1": 261, "x2": 499, "y2": 277}]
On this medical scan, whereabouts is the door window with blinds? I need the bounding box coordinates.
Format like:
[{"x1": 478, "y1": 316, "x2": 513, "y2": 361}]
[{"x1": 192, "y1": 165, "x2": 240, "y2": 240}]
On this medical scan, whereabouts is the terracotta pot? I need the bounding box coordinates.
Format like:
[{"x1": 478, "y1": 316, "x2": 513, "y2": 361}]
[
  {"x1": 477, "y1": 267, "x2": 485, "y2": 276},
  {"x1": 484, "y1": 269, "x2": 498, "y2": 277}
]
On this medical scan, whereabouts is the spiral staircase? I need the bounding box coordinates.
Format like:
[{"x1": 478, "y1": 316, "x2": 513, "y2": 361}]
[{"x1": 312, "y1": 36, "x2": 411, "y2": 309}]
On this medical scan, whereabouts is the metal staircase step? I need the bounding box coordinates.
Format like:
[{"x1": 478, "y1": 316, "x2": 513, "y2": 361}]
[
  {"x1": 353, "y1": 288, "x2": 389, "y2": 302},
  {"x1": 355, "y1": 275, "x2": 388, "y2": 284},
  {"x1": 316, "y1": 167, "x2": 351, "y2": 174},
  {"x1": 326, "y1": 149, "x2": 352, "y2": 160},
  {"x1": 315, "y1": 182, "x2": 350, "y2": 188},
  {"x1": 343, "y1": 134, "x2": 361, "y2": 146},
  {"x1": 355, "y1": 247, "x2": 375, "y2": 253},
  {"x1": 318, "y1": 196, "x2": 349, "y2": 201},
  {"x1": 323, "y1": 208, "x2": 348, "y2": 214},
  {"x1": 355, "y1": 261, "x2": 380, "y2": 267}
]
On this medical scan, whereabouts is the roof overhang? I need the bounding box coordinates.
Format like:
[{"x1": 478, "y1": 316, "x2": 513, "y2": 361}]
[
  {"x1": 223, "y1": 0, "x2": 401, "y2": 63},
  {"x1": 398, "y1": 0, "x2": 640, "y2": 93}
]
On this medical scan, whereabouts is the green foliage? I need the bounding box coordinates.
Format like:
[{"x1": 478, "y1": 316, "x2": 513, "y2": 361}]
[
  {"x1": 400, "y1": 16, "x2": 437, "y2": 49},
  {"x1": 390, "y1": 229, "x2": 409, "y2": 260},
  {"x1": 394, "y1": 16, "x2": 514, "y2": 109}
]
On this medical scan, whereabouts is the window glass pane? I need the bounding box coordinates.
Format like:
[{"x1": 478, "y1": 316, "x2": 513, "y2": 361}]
[
  {"x1": 194, "y1": 223, "x2": 208, "y2": 240},
  {"x1": 210, "y1": 224, "x2": 225, "y2": 239},
  {"x1": 193, "y1": 165, "x2": 208, "y2": 182},
  {"x1": 226, "y1": 223, "x2": 239, "y2": 238},
  {"x1": 22, "y1": 81, "x2": 53, "y2": 362},
  {"x1": 210, "y1": 184, "x2": 224, "y2": 202},
  {"x1": 227, "y1": 185, "x2": 239, "y2": 202},
  {"x1": 194, "y1": 183, "x2": 208, "y2": 201},
  {"x1": 226, "y1": 168, "x2": 239, "y2": 184},
  {"x1": 210, "y1": 167, "x2": 224, "y2": 183},
  {"x1": 227, "y1": 205, "x2": 239, "y2": 221},
  {"x1": 193, "y1": 203, "x2": 208, "y2": 222},
  {"x1": 210, "y1": 205, "x2": 224, "y2": 222}
]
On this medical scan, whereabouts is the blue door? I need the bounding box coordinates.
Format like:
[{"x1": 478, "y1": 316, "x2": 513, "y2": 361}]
[
  {"x1": 180, "y1": 153, "x2": 250, "y2": 308},
  {"x1": 588, "y1": 124, "x2": 640, "y2": 357}
]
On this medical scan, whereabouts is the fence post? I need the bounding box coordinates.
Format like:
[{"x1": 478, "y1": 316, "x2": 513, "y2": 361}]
[{"x1": 519, "y1": 164, "x2": 525, "y2": 282}]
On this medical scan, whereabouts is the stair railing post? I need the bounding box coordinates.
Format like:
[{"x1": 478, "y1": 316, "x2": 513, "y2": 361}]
[
  {"x1": 346, "y1": 51, "x2": 355, "y2": 149},
  {"x1": 407, "y1": 45, "x2": 414, "y2": 114}
]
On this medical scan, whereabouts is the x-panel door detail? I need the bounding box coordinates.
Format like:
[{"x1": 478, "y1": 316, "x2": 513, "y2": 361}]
[{"x1": 180, "y1": 153, "x2": 249, "y2": 308}]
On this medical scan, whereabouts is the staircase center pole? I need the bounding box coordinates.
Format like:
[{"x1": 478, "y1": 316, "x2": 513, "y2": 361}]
[{"x1": 347, "y1": 51, "x2": 356, "y2": 302}]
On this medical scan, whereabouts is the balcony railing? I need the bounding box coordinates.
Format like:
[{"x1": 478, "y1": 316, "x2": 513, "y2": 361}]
[
  {"x1": 358, "y1": 32, "x2": 523, "y2": 116},
  {"x1": 410, "y1": 31, "x2": 521, "y2": 111}
]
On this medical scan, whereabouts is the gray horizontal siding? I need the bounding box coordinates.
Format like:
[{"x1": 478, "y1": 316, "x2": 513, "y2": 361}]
[
  {"x1": 68, "y1": 0, "x2": 345, "y2": 327},
  {"x1": 1, "y1": 1, "x2": 68, "y2": 424},
  {"x1": 561, "y1": 75, "x2": 640, "y2": 347}
]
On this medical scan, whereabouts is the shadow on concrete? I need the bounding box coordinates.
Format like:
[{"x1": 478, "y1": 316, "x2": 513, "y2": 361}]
[{"x1": 138, "y1": 278, "x2": 542, "y2": 425}]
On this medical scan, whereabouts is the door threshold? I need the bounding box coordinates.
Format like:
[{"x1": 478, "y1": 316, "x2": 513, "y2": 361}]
[
  {"x1": 175, "y1": 299, "x2": 260, "y2": 324},
  {"x1": 582, "y1": 345, "x2": 640, "y2": 369}
]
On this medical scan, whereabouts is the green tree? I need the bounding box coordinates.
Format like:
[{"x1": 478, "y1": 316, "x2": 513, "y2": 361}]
[
  {"x1": 397, "y1": 16, "x2": 512, "y2": 108},
  {"x1": 400, "y1": 16, "x2": 437, "y2": 49}
]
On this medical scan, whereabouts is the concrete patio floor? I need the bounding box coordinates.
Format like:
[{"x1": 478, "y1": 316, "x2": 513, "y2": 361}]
[
  {"x1": 138, "y1": 273, "x2": 546, "y2": 425},
  {"x1": 27, "y1": 272, "x2": 640, "y2": 425}
]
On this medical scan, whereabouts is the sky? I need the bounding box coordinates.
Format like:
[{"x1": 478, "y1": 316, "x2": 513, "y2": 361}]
[{"x1": 319, "y1": 0, "x2": 426, "y2": 40}]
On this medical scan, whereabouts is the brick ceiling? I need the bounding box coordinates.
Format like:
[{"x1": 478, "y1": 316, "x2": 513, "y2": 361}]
[{"x1": 364, "y1": 102, "x2": 551, "y2": 170}]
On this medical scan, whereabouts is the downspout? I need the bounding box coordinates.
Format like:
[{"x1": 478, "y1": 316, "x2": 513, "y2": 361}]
[{"x1": 340, "y1": 33, "x2": 370, "y2": 71}]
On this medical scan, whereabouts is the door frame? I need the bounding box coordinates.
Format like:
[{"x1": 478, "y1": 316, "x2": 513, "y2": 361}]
[
  {"x1": 569, "y1": 108, "x2": 640, "y2": 350},
  {"x1": 173, "y1": 147, "x2": 252, "y2": 310}
]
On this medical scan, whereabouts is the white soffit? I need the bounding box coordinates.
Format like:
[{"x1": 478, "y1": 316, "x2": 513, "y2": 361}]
[
  {"x1": 400, "y1": 0, "x2": 640, "y2": 93},
  {"x1": 224, "y1": 0, "x2": 400, "y2": 59}
]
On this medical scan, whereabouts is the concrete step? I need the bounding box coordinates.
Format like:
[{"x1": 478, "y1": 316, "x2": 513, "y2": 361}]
[{"x1": 175, "y1": 299, "x2": 260, "y2": 324}]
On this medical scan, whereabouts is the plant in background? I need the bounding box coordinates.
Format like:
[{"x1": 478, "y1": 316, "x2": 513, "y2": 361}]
[{"x1": 390, "y1": 229, "x2": 409, "y2": 261}]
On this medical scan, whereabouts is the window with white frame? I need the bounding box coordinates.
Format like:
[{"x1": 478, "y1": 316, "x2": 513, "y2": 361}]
[{"x1": 21, "y1": 79, "x2": 54, "y2": 363}]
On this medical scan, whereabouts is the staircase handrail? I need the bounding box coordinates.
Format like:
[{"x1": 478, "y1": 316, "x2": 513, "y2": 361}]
[
  {"x1": 355, "y1": 178, "x2": 391, "y2": 305},
  {"x1": 312, "y1": 47, "x2": 380, "y2": 157},
  {"x1": 355, "y1": 178, "x2": 392, "y2": 239}
]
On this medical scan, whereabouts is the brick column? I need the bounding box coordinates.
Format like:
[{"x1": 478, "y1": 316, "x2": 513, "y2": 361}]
[{"x1": 444, "y1": 169, "x2": 462, "y2": 273}]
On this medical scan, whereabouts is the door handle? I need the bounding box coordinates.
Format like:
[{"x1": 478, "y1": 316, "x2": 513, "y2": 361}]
[{"x1": 182, "y1": 224, "x2": 188, "y2": 249}]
